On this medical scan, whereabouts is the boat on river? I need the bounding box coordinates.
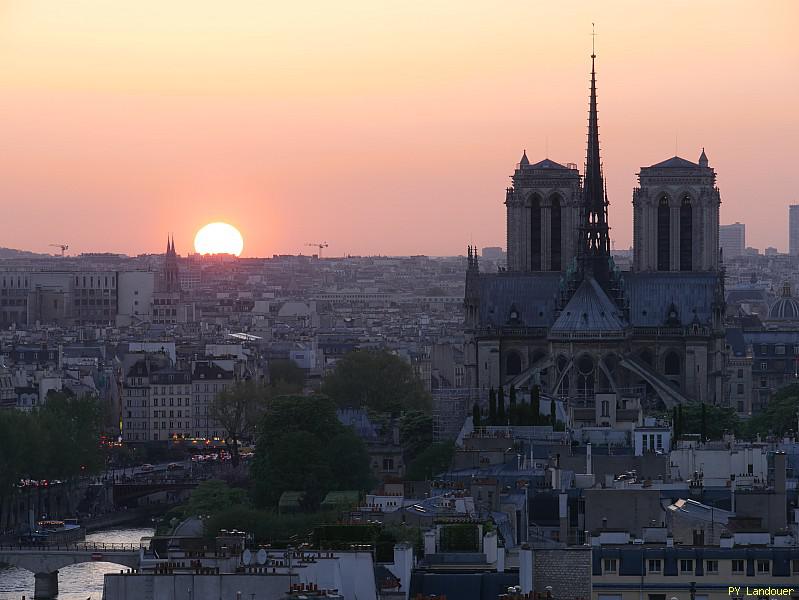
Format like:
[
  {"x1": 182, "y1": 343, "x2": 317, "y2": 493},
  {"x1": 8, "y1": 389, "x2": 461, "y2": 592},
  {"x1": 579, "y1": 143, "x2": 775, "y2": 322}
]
[{"x1": 20, "y1": 517, "x2": 85, "y2": 545}]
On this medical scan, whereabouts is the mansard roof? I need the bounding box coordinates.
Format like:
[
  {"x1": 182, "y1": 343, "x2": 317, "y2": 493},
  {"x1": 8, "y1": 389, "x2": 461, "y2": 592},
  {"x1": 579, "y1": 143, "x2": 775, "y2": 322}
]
[
  {"x1": 551, "y1": 276, "x2": 626, "y2": 333},
  {"x1": 648, "y1": 156, "x2": 700, "y2": 169}
]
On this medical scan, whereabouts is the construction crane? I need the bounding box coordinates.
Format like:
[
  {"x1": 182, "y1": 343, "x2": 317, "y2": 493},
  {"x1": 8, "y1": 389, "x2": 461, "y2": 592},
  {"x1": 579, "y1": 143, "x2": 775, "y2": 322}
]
[
  {"x1": 49, "y1": 244, "x2": 69, "y2": 256},
  {"x1": 305, "y1": 242, "x2": 329, "y2": 258}
]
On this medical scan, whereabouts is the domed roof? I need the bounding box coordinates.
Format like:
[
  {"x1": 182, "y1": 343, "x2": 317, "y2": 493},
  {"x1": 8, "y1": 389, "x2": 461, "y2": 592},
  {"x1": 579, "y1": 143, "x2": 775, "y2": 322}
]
[{"x1": 768, "y1": 282, "x2": 799, "y2": 320}]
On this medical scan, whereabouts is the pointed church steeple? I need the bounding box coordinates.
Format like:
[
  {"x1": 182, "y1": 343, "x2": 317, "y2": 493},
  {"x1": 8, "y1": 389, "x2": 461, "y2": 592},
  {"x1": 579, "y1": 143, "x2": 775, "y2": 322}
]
[
  {"x1": 698, "y1": 147, "x2": 708, "y2": 168},
  {"x1": 577, "y1": 50, "x2": 612, "y2": 285},
  {"x1": 519, "y1": 149, "x2": 529, "y2": 167},
  {"x1": 162, "y1": 233, "x2": 180, "y2": 293}
]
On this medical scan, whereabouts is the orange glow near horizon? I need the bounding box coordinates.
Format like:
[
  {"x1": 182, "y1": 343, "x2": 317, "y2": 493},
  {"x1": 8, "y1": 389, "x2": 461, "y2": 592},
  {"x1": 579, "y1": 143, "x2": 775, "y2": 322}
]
[{"x1": 0, "y1": 1, "x2": 796, "y2": 256}]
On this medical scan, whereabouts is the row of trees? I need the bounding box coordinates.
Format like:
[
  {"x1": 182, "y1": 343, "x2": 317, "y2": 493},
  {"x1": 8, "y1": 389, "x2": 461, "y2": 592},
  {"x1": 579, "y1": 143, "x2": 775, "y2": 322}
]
[
  {"x1": 0, "y1": 393, "x2": 105, "y2": 499},
  {"x1": 670, "y1": 385, "x2": 799, "y2": 442},
  {"x1": 474, "y1": 385, "x2": 556, "y2": 427}
]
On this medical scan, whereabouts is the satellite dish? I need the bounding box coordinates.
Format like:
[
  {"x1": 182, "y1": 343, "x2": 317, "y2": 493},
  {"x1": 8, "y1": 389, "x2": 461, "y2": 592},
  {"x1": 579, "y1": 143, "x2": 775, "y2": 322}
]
[
  {"x1": 242, "y1": 549, "x2": 252, "y2": 565},
  {"x1": 256, "y1": 549, "x2": 267, "y2": 565}
]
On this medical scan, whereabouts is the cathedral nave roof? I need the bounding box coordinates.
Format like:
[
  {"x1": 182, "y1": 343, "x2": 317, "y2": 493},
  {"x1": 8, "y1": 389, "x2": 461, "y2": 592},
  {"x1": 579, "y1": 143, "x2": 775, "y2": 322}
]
[{"x1": 550, "y1": 276, "x2": 627, "y2": 333}]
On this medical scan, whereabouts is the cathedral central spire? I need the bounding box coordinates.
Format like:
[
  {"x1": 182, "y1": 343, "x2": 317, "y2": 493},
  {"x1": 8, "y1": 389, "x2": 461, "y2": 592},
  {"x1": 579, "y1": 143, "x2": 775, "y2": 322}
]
[{"x1": 578, "y1": 50, "x2": 612, "y2": 284}]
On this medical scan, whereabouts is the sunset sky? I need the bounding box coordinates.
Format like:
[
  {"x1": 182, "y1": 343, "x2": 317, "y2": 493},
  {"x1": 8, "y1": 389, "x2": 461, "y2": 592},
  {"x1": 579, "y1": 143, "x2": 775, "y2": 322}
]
[{"x1": 0, "y1": 1, "x2": 796, "y2": 257}]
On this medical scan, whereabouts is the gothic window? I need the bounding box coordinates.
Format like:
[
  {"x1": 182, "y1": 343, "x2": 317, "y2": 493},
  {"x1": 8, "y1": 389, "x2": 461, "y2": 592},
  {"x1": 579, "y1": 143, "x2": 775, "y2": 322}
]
[
  {"x1": 506, "y1": 352, "x2": 522, "y2": 377},
  {"x1": 664, "y1": 351, "x2": 681, "y2": 376},
  {"x1": 657, "y1": 195, "x2": 670, "y2": 271},
  {"x1": 530, "y1": 195, "x2": 541, "y2": 270},
  {"x1": 550, "y1": 195, "x2": 562, "y2": 271},
  {"x1": 680, "y1": 195, "x2": 693, "y2": 271}
]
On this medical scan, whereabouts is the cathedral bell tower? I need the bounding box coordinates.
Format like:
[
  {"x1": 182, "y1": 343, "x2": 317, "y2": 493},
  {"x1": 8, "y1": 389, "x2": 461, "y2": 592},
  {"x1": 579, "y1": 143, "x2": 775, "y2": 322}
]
[{"x1": 632, "y1": 149, "x2": 721, "y2": 272}]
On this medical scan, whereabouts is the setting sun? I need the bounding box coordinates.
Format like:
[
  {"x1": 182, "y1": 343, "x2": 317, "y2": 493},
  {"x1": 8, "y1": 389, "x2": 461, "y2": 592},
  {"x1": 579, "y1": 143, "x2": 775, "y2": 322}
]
[{"x1": 194, "y1": 222, "x2": 244, "y2": 256}]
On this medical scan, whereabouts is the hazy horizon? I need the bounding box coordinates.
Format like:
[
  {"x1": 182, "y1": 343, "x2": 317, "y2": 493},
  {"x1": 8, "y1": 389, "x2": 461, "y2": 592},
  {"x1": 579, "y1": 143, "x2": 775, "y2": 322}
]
[{"x1": 0, "y1": 1, "x2": 797, "y2": 257}]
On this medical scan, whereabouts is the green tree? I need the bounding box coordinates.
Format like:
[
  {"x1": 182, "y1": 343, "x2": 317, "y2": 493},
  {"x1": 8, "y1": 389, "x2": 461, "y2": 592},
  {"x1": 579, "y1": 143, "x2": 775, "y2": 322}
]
[
  {"x1": 678, "y1": 402, "x2": 738, "y2": 441},
  {"x1": 321, "y1": 349, "x2": 430, "y2": 414},
  {"x1": 509, "y1": 386, "x2": 517, "y2": 424},
  {"x1": 38, "y1": 393, "x2": 104, "y2": 479},
  {"x1": 700, "y1": 403, "x2": 707, "y2": 442},
  {"x1": 399, "y1": 410, "x2": 433, "y2": 460},
  {"x1": 259, "y1": 395, "x2": 342, "y2": 444},
  {"x1": 252, "y1": 395, "x2": 373, "y2": 509},
  {"x1": 497, "y1": 387, "x2": 506, "y2": 424},
  {"x1": 185, "y1": 479, "x2": 249, "y2": 517},
  {"x1": 0, "y1": 411, "x2": 39, "y2": 498},
  {"x1": 531, "y1": 385, "x2": 541, "y2": 426},
  {"x1": 327, "y1": 429, "x2": 375, "y2": 492},
  {"x1": 204, "y1": 507, "x2": 335, "y2": 544},
  {"x1": 268, "y1": 359, "x2": 305, "y2": 392},
  {"x1": 209, "y1": 381, "x2": 269, "y2": 467},
  {"x1": 259, "y1": 431, "x2": 332, "y2": 510},
  {"x1": 488, "y1": 388, "x2": 497, "y2": 425},
  {"x1": 472, "y1": 403, "x2": 481, "y2": 428},
  {"x1": 406, "y1": 442, "x2": 455, "y2": 480},
  {"x1": 745, "y1": 384, "x2": 799, "y2": 437}
]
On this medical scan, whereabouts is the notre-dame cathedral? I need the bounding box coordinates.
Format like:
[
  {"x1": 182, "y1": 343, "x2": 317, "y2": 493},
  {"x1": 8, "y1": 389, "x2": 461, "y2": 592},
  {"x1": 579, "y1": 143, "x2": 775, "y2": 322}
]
[{"x1": 464, "y1": 53, "x2": 725, "y2": 409}]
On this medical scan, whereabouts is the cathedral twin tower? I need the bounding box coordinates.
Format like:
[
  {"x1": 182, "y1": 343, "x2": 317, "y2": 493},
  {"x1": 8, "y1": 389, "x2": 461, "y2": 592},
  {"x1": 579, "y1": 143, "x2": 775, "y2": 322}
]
[
  {"x1": 505, "y1": 57, "x2": 720, "y2": 276},
  {"x1": 466, "y1": 51, "x2": 726, "y2": 406}
]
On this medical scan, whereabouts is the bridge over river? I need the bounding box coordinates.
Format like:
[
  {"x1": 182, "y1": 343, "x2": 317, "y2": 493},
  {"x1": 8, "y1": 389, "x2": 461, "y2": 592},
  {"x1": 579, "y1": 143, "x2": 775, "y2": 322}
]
[{"x1": 0, "y1": 541, "x2": 140, "y2": 598}]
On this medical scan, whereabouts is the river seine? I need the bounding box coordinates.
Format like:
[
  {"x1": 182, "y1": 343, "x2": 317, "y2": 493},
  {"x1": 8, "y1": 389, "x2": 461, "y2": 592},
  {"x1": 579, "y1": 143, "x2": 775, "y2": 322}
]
[{"x1": 0, "y1": 526, "x2": 154, "y2": 600}]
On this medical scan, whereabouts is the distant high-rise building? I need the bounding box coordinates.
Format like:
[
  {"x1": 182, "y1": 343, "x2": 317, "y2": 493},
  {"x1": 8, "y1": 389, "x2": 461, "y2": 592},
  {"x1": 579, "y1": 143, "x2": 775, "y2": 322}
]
[
  {"x1": 719, "y1": 222, "x2": 745, "y2": 259},
  {"x1": 481, "y1": 246, "x2": 504, "y2": 261},
  {"x1": 790, "y1": 205, "x2": 799, "y2": 256}
]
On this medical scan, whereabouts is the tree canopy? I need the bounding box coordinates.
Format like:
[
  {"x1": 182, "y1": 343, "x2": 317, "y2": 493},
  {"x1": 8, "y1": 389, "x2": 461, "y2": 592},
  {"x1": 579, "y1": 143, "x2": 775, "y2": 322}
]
[
  {"x1": 184, "y1": 479, "x2": 249, "y2": 517},
  {"x1": 321, "y1": 349, "x2": 430, "y2": 414},
  {"x1": 209, "y1": 380, "x2": 270, "y2": 467},
  {"x1": 746, "y1": 385, "x2": 799, "y2": 437},
  {"x1": 399, "y1": 410, "x2": 433, "y2": 461},
  {"x1": 268, "y1": 359, "x2": 305, "y2": 392},
  {"x1": 0, "y1": 393, "x2": 104, "y2": 499},
  {"x1": 676, "y1": 402, "x2": 739, "y2": 441},
  {"x1": 405, "y1": 441, "x2": 454, "y2": 481},
  {"x1": 252, "y1": 395, "x2": 374, "y2": 509}
]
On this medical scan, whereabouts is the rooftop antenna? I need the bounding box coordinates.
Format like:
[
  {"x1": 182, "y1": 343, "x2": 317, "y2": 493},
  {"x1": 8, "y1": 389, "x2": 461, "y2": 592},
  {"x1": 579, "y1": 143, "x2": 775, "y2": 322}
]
[{"x1": 592, "y1": 22, "x2": 596, "y2": 57}]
